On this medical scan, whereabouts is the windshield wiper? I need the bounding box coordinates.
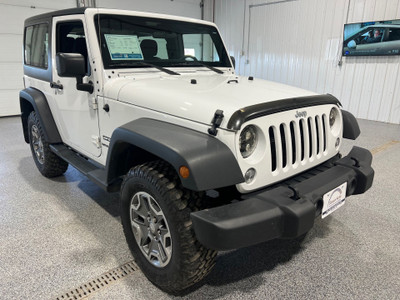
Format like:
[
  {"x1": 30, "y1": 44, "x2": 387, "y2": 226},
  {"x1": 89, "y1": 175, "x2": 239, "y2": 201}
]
[
  {"x1": 177, "y1": 61, "x2": 224, "y2": 74},
  {"x1": 108, "y1": 62, "x2": 180, "y2": 75}
]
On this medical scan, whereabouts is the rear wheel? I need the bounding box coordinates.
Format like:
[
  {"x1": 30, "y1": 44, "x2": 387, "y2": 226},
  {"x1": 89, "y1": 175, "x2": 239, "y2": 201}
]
[
  {"x1": 120, "y1": 161, "x2": 217, "y2": 294},
  {"x1": 28, "y1": 111, "x2": 68, "y2": 177}
]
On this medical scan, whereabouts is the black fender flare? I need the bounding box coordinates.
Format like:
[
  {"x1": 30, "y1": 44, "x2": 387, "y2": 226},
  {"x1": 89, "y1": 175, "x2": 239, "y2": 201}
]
[
  {"x1": 19, "y1": 87, "x2": 62, "y2": 144},
  {"x1": 106, "y1": 118, "x2": 244, "y2": 191},
  {"x1": 342, "y1": 110, "x2": 360, "y2": 140}
]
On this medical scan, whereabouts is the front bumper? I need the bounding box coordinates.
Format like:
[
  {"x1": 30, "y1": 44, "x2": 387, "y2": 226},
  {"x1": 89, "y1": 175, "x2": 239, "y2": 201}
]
[{"x1": 191, "y1": 146, "x2": 374, "y2": 251}]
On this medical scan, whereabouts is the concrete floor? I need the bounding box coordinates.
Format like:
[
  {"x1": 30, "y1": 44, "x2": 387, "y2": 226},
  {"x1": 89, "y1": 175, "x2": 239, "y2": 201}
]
[{"x1": 0, "y1": 116, "x2": 399, "y2": 300}]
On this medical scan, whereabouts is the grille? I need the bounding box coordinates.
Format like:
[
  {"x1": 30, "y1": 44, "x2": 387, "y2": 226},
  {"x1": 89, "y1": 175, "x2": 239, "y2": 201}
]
[{"x1": 268, "y1": 114, "x2": 327, "y2": 172}]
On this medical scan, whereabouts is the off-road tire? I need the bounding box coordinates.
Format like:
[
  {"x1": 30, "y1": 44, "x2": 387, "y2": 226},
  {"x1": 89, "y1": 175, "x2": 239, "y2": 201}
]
[
  {"x1": 28, "y1": 111, "x2": 68, "y2": 177},
  {"x1": 120, "y1": 161, "x2": 217, "y2": 295}
]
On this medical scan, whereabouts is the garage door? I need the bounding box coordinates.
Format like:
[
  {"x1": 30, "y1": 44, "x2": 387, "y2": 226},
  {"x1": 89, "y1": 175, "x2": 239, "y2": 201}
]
[{"x1": 0, "y1": 0, "x2": 76, "y2": 117}]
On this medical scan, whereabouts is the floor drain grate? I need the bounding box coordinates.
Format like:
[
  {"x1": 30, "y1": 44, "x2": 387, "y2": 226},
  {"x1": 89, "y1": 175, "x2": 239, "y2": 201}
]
[{"x1": 56, "y1": 260, "x2": 139, "y2": 300}]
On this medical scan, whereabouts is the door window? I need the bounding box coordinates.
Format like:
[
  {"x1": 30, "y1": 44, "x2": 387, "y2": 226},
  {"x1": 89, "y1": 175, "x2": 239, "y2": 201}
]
[{"x1": 56, "y1": 21, "x2": 89, "y2": 73}]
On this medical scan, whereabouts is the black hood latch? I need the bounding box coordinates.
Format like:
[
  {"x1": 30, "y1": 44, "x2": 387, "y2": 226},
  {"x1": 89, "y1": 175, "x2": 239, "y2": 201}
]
[{"x1": 208, "y1": 110, "x2": 224, "y2": 136}]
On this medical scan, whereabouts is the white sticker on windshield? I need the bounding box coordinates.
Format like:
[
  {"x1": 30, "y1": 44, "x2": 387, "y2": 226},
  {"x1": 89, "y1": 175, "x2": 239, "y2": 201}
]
[{"x1": 104, "y1": 34, "x2": 144, "y2": 60}]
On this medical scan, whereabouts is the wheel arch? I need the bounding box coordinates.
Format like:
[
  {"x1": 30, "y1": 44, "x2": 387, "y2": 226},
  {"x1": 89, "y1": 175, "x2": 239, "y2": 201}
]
[
  {"x1": 106, "y1": 118, "x2": 244, "y2": 191},
  {"x1": 20, "y1": 87, "x2": 62, "y2": 144},
  {"x1": 342, "y1": 109, "x2": 360, "y2": 140}
]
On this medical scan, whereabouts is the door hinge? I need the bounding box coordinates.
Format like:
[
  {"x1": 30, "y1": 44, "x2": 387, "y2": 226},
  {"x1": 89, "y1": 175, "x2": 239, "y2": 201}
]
[
  {"x1": 91, "y1": 136, "x2": 101, "y2": 148},
  {"x1": 91, "y1": 96, "x2": 98, "y2": 110}
]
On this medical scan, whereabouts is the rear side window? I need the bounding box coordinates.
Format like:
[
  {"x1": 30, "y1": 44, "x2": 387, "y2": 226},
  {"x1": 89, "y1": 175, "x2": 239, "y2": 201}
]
[{"x1": 24, "y1": 23, "x2": 49, "y2": 69}]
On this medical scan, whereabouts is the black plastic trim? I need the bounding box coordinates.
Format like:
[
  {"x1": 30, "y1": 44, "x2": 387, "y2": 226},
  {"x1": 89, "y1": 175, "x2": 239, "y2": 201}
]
[
  {"x1": 342, "y1": 110, "x2": 360, "y2": 140},
  {"x1": 227, "y1": 94, "x2": 342, "y2": 130},
  {"x1": 191, "y1": 146, "x2": 374, "y2": 250},
  {"x1": 106, "y1": 118, "x2": 244, "y2": 191},
  {"x1": 19, "y1": 88, "x2": 62, "y2": 144}
]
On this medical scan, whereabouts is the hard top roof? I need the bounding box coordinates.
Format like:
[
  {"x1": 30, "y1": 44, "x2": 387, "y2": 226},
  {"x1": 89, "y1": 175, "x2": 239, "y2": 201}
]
[
  {"x1": 24, "y1": 7, "x2": 216, "y2": 28},
  {"x1": 25, "y1": 7, "x2": 87, "y2": 25}
]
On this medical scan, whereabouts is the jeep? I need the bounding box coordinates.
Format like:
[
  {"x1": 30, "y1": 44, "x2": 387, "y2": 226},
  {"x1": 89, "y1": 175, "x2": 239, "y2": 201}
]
[{"x1": 20, "y1": 8, "x2": 374, "y2": 294}]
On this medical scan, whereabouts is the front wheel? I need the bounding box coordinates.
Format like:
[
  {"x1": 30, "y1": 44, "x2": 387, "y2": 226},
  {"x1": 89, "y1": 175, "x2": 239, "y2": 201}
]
[{"x1": 120, "y1": 161, "x2": 217, "y2": 294}]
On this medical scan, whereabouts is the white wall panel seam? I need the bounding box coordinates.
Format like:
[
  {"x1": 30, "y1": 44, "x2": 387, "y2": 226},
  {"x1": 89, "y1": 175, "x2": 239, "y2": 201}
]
[
  {"x1": 313, "y1": 0, "x2": 329, "y2": 93},
  {"x1": 322, "y1": 1, "x2": 339, "y2": 94}
]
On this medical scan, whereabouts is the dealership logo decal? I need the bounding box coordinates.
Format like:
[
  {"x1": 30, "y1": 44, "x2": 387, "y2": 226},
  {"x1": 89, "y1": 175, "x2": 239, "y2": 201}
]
[{"x1": 295, "y1": 111, "x2": 307, "y2": 118}]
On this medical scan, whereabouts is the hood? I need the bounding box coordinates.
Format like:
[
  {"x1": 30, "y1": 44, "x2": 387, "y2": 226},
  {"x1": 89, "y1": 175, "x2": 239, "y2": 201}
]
[{"x1": 104, "y1": 71, "x2": 317, "y2": 129}]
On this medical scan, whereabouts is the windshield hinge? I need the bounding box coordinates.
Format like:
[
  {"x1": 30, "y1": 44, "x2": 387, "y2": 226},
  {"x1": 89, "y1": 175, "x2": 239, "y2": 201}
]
[{"x1": 208, "y1": 110, "x2": 224, "y2": 136}]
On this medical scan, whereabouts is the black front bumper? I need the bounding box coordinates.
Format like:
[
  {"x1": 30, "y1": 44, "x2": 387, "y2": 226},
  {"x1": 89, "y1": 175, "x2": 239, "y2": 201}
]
[{"x1": 191, "y1": 146, "x2": 374, "y2": 251}]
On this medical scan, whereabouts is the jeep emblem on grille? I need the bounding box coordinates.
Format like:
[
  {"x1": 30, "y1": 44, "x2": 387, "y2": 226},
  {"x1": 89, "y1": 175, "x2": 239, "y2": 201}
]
[{"x1": 295, "y1": 111, "x2": 307, "y2": 118}]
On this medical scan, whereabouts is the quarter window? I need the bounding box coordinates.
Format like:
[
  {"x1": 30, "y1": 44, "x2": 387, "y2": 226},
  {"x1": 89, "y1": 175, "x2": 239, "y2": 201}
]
[{"x1": 24, "y1": 23, "x2": 49, "y2": 69}]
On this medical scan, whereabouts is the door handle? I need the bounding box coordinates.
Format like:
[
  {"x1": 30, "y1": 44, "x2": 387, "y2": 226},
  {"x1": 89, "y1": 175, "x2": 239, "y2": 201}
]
[{"x1": 50, "y1": 82, "x2": 63, "y2": 90}]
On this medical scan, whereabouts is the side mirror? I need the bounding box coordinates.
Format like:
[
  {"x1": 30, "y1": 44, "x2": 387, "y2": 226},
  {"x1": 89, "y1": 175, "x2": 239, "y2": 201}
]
[
  {"x1": 230, "y1": 56, "x2": 236, "y2": 69},
  {"x1": 56, "y1": 53, "x2": 86, "y2": 77},
  {"x1": 347, "y1": 40, "x2": 357, "y2": 49},
  {"x1": 56, "y1": 53, "x2": 93, "y2": 93}
]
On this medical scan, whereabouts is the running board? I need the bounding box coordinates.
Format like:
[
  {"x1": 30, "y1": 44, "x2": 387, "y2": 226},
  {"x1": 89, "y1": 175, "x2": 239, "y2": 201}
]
[{"x1": 50, "y1": 144, "x2": 121, "y2": 192}]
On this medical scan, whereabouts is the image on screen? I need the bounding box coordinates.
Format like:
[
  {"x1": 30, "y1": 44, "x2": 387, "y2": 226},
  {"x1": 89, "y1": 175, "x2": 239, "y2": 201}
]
[{"x1": 343, "y1": 19, "x2": 400, "y2": 56}]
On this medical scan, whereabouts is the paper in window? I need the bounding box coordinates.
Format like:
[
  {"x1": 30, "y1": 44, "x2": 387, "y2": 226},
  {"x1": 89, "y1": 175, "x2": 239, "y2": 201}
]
[{"x1": 105, "y1": 34, "x2": 144, "y2": 60}]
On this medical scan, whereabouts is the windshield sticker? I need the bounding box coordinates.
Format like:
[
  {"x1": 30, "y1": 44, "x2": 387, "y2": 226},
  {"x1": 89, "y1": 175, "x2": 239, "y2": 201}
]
[{"x1": 104, "y1": 34, "x2": 144, "y2": 60}]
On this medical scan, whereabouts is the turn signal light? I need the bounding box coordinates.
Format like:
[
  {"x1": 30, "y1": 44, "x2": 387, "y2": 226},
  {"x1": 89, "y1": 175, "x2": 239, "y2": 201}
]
[{"x1": 179, "y1": 166, "x2": 190, "y2": 178}]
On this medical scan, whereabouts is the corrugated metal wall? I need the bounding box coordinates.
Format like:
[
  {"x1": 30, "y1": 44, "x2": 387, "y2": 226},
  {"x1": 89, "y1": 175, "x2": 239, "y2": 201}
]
[{"x1": 213, "y1": 0, "x2": 400, "y2": 124}]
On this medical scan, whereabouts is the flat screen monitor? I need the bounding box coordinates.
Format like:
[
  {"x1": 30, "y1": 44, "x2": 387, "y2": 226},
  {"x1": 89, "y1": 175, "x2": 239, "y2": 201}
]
[{"x1": 343, "y1": 20, "x2": 400, "y2": 56}]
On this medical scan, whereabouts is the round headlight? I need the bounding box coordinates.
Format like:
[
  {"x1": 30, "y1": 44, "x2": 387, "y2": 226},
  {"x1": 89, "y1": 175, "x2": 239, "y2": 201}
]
[
  {"x1": 239, "y1": 125, "x2": 258, "y2": 158},
  {"x1": 329, "y1": 108, "x2": 338, "y2": 128}
]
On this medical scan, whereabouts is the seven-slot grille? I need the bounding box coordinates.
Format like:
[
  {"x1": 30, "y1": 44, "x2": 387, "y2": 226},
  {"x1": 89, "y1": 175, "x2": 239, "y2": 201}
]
[{"x1": 268, "y1": 114, "x2": 328, "y2": 172}]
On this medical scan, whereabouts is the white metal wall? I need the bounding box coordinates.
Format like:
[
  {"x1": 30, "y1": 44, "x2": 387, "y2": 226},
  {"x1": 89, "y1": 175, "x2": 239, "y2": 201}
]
[
  {"x1": 0, "y1": 0, "x2": 77, "y2": 117},
  {"x1": 213, "y1": 0, "x2": 400, "y2": 124}
]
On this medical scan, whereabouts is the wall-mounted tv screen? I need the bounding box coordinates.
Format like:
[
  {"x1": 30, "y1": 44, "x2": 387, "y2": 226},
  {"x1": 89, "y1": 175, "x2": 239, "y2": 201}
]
[{"x1": 343, "y1": 19, "x2": 400, "y2": 56}]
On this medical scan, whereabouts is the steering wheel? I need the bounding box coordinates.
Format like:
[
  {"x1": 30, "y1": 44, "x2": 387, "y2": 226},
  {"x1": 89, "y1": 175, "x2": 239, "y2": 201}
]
[{"x1": 180, "y1": 55, "x2": 199, "y2": 62}]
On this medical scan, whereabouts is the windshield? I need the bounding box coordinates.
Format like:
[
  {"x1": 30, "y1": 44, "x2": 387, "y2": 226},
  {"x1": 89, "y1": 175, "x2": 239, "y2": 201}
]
[{"x1": 95, "y1": 14, "x2": 231, "y2": 69}]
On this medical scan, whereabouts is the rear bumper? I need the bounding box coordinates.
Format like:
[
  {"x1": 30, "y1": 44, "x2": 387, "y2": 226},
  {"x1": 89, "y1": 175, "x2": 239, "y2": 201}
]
[{"x1": 191, "y1": 146, "x2": 374, "y2": 251}]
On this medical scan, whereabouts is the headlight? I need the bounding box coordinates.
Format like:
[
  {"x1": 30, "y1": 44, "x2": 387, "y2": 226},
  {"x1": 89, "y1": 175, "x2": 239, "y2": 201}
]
[
  {"x1": 239, "y1": 125, "x2": 258, "y2": 158},
  {"x1": 329, "y1": 107, "x2": 338, "y2": 128},
  {"x1": 328, "y1": 107, "x2": 341, "y2": 137}
]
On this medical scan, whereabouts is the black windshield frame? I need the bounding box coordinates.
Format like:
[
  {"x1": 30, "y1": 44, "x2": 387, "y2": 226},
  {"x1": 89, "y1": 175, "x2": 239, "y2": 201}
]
[{"x1": 94, "y1": 14, "x2": 232, "y2": 70}]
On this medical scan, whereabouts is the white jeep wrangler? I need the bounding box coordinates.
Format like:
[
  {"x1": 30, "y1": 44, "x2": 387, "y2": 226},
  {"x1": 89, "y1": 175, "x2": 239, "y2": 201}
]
[{"x1": 20, "y1": 8, "x2": 374, "y2": 294}]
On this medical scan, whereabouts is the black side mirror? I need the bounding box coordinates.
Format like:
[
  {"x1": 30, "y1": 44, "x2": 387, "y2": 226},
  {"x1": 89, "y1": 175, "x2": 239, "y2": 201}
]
[
  {"x1": 230, "y1": 56, "x2": 236, "y2": 69},
  {"x1": 56, "y1": 53, "x2": 93, "y2": 93},
  {"x1": 56, "y1": 53, "x2": 86, "y2": 77}
]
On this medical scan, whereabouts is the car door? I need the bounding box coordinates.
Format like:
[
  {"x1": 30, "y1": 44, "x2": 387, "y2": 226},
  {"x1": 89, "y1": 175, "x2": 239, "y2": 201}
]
[{"x1": 50, "y1": 16, "x2": 101, "y2": 158}]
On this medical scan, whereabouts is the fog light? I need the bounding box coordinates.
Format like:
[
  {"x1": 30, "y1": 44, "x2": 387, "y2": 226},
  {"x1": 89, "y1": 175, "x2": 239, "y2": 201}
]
[
  {"x1": 335, "y1": 137, "x2": 340, "y2": 149},
  {"x1": 245, "y1": 168, "x2": 256, "y2": 184}
]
